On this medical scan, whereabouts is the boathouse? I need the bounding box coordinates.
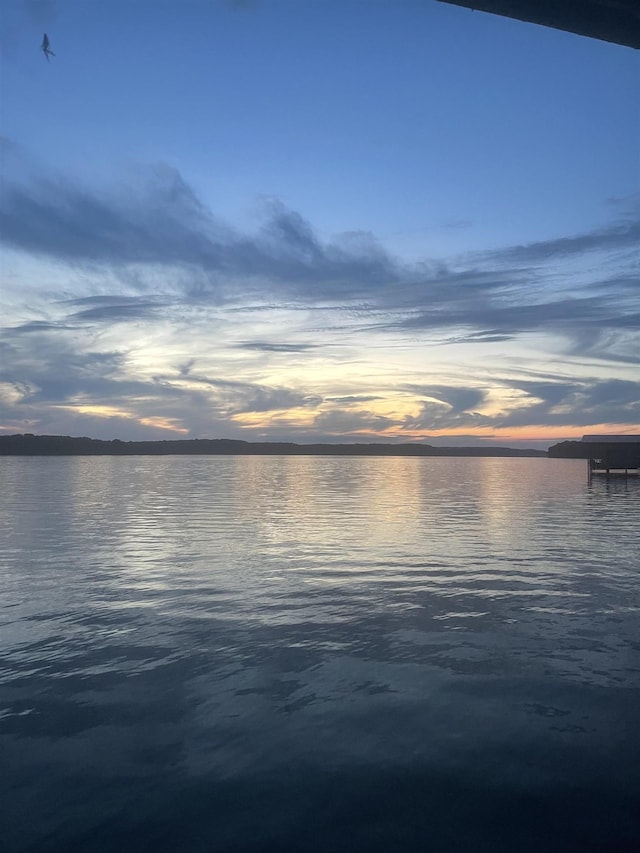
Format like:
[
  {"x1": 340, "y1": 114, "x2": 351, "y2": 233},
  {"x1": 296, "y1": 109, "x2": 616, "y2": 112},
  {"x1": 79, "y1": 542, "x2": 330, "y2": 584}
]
[{"x1": 582, "y1": 435, "x2": 640, "y2": 478}]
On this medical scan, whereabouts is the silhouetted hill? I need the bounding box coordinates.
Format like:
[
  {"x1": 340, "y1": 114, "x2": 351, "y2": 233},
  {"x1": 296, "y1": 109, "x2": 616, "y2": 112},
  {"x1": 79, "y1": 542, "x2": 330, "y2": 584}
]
[
  {"x1": 548, "y1": 441, "x2": 588, "y2": 458},
  {"x1": 0, "y1": 434, "x2": 547, "y2": 457}
]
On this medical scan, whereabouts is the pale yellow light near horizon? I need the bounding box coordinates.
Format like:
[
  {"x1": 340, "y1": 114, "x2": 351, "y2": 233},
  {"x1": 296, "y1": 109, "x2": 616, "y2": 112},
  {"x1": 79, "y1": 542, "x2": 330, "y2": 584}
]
[
  {"x1": 53, "y1": 403, "x2": 189, "y2": 434},
  {"x1": 3, "y1": 260, "x2": 637, "y2": 444}
]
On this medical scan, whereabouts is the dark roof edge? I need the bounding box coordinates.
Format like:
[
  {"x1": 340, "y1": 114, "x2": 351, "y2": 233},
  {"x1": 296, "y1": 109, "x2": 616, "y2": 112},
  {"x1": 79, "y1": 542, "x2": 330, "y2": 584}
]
[{"x1": 436, "y1": 1, "x2": 640, "y2": 49}]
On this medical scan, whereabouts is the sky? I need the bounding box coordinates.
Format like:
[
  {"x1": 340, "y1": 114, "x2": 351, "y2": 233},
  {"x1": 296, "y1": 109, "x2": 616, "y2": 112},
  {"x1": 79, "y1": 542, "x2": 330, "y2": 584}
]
[{"x1": 1, "y1": 0, "x2": 639, "y2": 449}]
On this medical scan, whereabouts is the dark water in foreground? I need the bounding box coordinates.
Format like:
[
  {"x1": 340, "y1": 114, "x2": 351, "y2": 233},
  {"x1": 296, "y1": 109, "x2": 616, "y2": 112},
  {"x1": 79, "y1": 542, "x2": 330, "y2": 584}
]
[{"x1": 1, "y1": 456, "x2": 639, "y2": 852}]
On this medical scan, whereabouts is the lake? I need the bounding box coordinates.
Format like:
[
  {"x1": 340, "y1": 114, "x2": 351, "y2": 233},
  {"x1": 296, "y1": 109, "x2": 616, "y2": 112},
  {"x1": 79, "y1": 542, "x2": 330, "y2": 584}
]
[{"x1": 1, "y1": 455, "x2": 639, "y2": 851}]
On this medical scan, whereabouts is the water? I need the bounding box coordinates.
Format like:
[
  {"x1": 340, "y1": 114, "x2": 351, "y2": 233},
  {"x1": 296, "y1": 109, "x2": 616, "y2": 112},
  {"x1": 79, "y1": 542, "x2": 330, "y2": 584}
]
[{"x1": 1, "y1": 456, "x2": 639, "y2": 852}]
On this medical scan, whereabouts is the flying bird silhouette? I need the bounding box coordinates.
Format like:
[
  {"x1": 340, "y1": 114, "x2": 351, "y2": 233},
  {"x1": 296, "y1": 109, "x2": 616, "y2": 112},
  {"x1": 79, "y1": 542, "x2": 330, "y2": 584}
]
[{"x1": 41, "y1": 33, "x2": 55, "y2": 61}]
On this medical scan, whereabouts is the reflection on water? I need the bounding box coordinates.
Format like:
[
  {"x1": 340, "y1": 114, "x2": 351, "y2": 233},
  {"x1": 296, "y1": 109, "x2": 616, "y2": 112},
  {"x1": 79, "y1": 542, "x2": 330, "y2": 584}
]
[{"x1": 1, "y1": 456, "x2": 639, "y2": 852}]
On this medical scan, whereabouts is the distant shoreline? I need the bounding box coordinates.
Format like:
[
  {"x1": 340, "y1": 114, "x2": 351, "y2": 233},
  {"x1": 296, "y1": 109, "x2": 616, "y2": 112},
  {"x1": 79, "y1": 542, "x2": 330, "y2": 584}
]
[{"x1": 0, "y1": 433, "x2": 548, "y2": 458}]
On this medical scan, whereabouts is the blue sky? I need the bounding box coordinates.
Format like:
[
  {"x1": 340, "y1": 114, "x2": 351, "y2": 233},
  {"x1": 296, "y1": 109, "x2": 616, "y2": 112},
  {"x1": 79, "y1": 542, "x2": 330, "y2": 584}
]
[{"x1": 1, "y1": 0, "x2": 639, "y2": 448}]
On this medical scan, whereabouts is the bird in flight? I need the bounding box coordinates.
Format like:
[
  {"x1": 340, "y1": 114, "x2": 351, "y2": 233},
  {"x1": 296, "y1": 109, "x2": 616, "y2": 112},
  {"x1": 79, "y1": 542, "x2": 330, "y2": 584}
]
[{"x1": 41, "y1": 33, "x2": 55, "y2": 61}]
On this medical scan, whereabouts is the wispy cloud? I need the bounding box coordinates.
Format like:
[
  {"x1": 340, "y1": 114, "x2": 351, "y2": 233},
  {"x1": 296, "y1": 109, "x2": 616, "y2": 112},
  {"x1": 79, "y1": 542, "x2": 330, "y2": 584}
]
[
  {"x1": 1, "y1": 156, "x2": 638, "y2": 441},
  {"x1": 0, "y1": 162, "x2": 402, "y2": 305},
  {"x1": 495, "y1": 220, "x2": 640, "y2": 263},
  {"x1": 495, "y1": 376, "x2": 640, "y2": 429},
  {"x1": 63, "y1": 296, "x2": 165, "y2": 324},
  {"x1": 404, "y1": 385, "x2": 487, "y2": 413},
  {"x1": 236, "y1": 341, "x2": 318, "y2": 353}
]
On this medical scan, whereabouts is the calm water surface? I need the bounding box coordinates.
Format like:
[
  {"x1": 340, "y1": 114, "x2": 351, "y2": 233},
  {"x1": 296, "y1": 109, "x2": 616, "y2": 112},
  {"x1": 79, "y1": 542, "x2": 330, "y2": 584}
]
[{"x1": 1, "y1": 456, "x2": 639, "y2": 851}]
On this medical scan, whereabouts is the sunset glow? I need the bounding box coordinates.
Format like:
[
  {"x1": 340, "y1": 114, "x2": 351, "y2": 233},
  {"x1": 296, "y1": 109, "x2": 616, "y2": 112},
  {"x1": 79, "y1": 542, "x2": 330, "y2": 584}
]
[{"x1": 1, "y1": 0, "x2": 638, "y2": 448}]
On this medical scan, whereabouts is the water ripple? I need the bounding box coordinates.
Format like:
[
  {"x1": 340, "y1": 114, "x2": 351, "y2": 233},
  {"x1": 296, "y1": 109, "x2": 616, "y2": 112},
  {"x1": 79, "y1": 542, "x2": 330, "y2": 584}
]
[{"x1": 1, "y1": 456, "x2": 639, "y2": 851}]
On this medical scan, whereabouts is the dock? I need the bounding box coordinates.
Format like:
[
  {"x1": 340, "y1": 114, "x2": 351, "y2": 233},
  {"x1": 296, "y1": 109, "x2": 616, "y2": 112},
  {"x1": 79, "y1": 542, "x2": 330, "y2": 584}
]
[{"x1": 582, "y1": 435, "x2": 640, "y2": 479}]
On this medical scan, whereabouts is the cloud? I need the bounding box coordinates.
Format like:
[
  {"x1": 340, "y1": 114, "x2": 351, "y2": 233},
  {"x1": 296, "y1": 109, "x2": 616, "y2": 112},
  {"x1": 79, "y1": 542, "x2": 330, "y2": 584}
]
[
  {"x1": 401, "y1": 401, "x2": 493, "y2": 433},
  {"x1": 0, "y1": 331, "x2": 138, "y2": 410},
  {"x1": 496, "y1": 220, "x2": 640, "y2": 263},
  {"x1": 445, "y1": 330, "x2": 516, "y2": 344},
  {"x1": 227, "y1": 384, "x2": 322, "y2": 415},
  {"x1": 10, "y1": 320, "x2": 70, "y2": 333},
  {"x1": 0, "y1": 322, "x2": 327, "y2": 437},
  {"x1": 311, "y1": 407, "x2": 397, "y2": 437},
  {"x1": 64, "y1": 296, "x2": 164, "y2": 324},
  {"x1": 393, "y1": 290, "x2": 639, "y2": 364},
  {"x1": 495, "y1": 376, "x2": 640, "y2": 429},
  {"x1": 2, "y1": 158, "x2": 637, "y2": 326},
  {"x1": 326, "y1": 395, "x2": 383, "y2": 404},
  {"x1": 0, "y1": 162, "x2": 402, "y2": 306},
  {"x1": 236, "y1": 341, "x2": 318, "y2": 353},
  {"x1": 404, "y1": 385, "x2": 487, "y2": 413},
  {"x1": 0, "y1": 164, "x2": 230, "y2": 271},
  {"x1": 1, "y1": 156, "x2": 638, "y2": 441}
]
